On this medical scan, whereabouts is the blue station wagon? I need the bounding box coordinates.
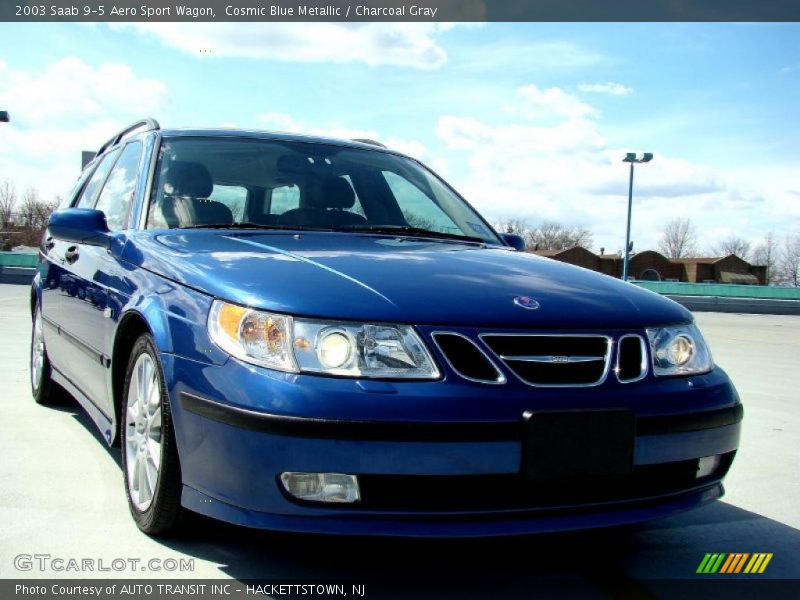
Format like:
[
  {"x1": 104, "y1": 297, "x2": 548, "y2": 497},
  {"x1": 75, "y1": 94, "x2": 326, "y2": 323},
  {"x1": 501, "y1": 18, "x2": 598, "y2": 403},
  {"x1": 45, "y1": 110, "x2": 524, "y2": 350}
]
[{"x1": 31, "y1": 119, "x2": 742, "y2": 536}]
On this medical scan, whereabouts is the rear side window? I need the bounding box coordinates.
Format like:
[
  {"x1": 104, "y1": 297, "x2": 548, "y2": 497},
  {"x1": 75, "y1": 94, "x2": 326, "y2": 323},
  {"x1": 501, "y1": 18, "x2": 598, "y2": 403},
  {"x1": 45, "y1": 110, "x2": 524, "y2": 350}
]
[
  {"x1": 269, "y1": 185, "x2": 300, "y2": 216},
  {"x1": 76, "y1": 148, "x2": 120, "y2": 208},
  {"x1": 93, "y1": 141, "x2": 143, "y2": 231},
  {"x1": 209, "y1": 185, "x2": 247, "y2": 221}
]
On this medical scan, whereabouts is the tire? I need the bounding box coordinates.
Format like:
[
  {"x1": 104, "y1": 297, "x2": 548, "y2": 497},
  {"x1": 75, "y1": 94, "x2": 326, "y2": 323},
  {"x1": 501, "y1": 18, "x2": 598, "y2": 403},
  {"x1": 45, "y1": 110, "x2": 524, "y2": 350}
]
[
  {"x1": 121, "y1": 333, "x2": 184, "y2": 535},
  {"x1": 31, "y1": 303, "x2": 57, "y2": 405}
]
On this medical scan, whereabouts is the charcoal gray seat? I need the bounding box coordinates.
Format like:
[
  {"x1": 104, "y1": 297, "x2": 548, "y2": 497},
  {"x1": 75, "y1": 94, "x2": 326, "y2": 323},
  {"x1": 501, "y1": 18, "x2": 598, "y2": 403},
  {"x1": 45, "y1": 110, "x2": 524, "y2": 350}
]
[
  {"x1": 157, "y1": 161, "x2": 233, "y2": 228},
  {"x1": 278, "y1": 176, "x2": 366, "y2": 228}
]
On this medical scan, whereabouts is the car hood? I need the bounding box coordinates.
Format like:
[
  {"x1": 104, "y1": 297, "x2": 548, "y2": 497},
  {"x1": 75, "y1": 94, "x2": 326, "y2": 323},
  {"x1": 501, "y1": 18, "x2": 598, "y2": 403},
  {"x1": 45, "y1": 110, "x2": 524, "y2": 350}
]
[{"x1": 124, "y1": 231, "x2": 691, "y2": 328}]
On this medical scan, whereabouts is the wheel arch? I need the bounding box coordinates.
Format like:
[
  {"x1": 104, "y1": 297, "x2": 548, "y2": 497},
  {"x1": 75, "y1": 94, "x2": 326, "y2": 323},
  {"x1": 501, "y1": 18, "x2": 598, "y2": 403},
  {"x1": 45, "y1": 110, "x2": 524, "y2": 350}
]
[{"x1": 110, "y1": 304, "x2": 172, "y2": 446}]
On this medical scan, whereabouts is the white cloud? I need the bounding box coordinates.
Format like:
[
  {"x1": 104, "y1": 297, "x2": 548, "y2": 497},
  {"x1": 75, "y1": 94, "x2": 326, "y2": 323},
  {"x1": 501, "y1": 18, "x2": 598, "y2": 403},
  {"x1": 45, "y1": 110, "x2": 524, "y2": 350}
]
[
  {"x1": 577, "y1": 82, "x2": 633, "y2": 96},
  {"x1": 432, "y1": 84, "x2": 792, "y2": 252},
  {"x1": 115, "y1": 23, "x2": 452, "y2": 70},
  {"x1": 0, "y1": 57, "x2": 167, "y2": 126},
  {"x1": 517, "y1": 84, "x2": 597, "y2": 120},
  {"x1": 0, "y1": 58, "x2": 169, "y2": 199}
]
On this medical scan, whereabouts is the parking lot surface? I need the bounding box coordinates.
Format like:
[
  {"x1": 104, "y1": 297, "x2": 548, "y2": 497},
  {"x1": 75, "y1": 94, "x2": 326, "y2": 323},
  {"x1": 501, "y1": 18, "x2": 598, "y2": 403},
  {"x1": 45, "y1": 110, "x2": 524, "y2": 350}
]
[{"x1": 1, "y1": 284, "x2": 798, "y2": 586}]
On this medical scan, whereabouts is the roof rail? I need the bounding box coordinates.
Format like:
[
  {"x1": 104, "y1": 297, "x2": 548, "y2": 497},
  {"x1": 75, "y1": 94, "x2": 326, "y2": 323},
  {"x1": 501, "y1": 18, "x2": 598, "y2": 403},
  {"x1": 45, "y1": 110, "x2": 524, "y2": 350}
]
[
  {"x1": 351, "y1": 138, "x2": 386, "y2": 148},
  {"x1": 97, "y1": 118, "x2": 160, "y2": 155}
]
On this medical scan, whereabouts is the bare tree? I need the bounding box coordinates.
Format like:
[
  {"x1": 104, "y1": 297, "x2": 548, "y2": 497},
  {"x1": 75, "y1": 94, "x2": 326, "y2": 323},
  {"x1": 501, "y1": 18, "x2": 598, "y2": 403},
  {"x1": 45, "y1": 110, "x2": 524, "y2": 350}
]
[
  {"x1": 33, "y1": 199, "x2": 59, "y2": 229},
  {"x1": 657, "y1": 217, "x2": 698, "y2": 259},
  {"x1": 751, "y1": 232, "x2": 779, "y2": 284},
  {"x1": 493, "y1": 217, "x2": 530, "y2": 236},
  {"x1": 526, "y1": 221, "x2": 594, "y2": 251},
  {"x1": 0, "y1": 178, "x2": 16, "y2": 229},
  {"x1": 711, "y1": 236, "x2": 751, "y2": 260},
  {"x1": 778, "y1": 232, "x2": 800, "y2": 287},
  {"x1": 18, "y1": 187, "x2": 41, "y2": 229}
]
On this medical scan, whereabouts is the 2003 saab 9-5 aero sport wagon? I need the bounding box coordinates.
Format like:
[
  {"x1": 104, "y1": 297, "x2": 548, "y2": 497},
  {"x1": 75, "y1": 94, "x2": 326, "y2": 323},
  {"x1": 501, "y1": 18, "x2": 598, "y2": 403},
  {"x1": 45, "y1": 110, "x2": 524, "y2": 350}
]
[{"x1": 30, "y1": 119, "x2": 742, "y2": 536}]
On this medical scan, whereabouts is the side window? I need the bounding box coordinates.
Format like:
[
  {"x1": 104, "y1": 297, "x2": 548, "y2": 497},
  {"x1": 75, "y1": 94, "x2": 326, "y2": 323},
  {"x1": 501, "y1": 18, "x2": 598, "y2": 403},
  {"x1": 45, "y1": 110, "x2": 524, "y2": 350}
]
[
  {"x1": 209, "y1": 185, "x2": 247, "y2": 221},
  {"x1": 61, "y1": 168, "x2": 94, "y2": 208},
  {"x1": 75, "y1": 149, "x2": 120, "y2": 208},
  {"x1": 93, "y1": 141, "x2": 143, "y2": 231},
  {"x1": 382, "y1": 171, "x2": 460, "y2": 233},
  {"x1": 269, "y1": 185, "x2": 300, "y2": 216}
]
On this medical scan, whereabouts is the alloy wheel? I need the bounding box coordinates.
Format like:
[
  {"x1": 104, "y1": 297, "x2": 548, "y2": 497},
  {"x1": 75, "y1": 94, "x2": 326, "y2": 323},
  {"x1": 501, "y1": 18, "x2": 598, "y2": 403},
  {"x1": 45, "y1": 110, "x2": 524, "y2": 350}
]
[{"x1": 124, "y1": 353, "x2": 163, "y2": 512}]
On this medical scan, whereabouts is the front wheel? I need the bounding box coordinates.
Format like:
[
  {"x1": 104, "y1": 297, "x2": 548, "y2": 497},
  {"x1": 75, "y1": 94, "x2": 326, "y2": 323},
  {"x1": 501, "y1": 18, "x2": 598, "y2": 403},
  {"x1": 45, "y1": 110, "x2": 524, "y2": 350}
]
[
  {"x1": 31, "y1": 303, "x2": 57, "y2": 405},
  {"x1": 121, "y1": 333, "x2": 184, "y2": 535}
]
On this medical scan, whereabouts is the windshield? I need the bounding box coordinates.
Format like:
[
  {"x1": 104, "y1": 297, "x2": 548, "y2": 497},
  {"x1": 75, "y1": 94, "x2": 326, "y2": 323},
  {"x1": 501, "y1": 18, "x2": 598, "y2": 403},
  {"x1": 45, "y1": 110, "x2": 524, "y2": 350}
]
[{"x1": 146, "y1": 136, "x2": 501, "y2": 244}]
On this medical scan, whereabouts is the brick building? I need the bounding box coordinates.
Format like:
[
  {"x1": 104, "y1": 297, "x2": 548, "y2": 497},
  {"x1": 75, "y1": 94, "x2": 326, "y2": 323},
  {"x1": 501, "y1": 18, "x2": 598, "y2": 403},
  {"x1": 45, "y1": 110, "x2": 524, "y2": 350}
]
[{"x1": 530, "y1": 248, "x2": 766, "y2": 285}]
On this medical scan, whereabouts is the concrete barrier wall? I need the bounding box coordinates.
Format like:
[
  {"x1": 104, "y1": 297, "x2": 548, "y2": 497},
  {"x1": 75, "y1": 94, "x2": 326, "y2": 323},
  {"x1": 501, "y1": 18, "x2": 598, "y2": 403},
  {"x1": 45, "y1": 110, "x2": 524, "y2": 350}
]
[
  {"x1": 664, "y1": 294, "x2": 800, "y2": 316},
  {"x1": 633, "y1": 279, "x2": 800, "y2": 300},
  {"x1": 0, "y1": 252, "x2": 38, "y2": 268},
  {"x1": 0, "y1": 266, "x2": 35, "y2": 285}
]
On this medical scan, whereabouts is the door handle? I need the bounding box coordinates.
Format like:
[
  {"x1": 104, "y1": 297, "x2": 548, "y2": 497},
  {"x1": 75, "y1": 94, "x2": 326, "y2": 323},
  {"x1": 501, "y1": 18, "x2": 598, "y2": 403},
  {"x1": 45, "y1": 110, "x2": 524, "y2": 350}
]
[{"x1": 65, "y1": 246, "x2": 79, "y2": 264}]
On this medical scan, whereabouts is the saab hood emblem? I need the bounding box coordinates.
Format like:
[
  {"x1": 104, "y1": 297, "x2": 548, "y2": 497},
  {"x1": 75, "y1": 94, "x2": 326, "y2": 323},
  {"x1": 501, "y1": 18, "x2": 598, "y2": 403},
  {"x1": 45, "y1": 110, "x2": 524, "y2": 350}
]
[{"x1": 513, "y1": 296, "x2": 540, "y2": 310}]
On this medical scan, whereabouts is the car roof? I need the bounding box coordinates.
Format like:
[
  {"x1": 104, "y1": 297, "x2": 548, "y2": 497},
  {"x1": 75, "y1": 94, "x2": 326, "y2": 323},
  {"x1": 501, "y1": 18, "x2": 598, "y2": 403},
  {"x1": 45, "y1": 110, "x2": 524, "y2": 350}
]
[{"x1": 158, "y1": 127, "x2": 406, "y2": 157}]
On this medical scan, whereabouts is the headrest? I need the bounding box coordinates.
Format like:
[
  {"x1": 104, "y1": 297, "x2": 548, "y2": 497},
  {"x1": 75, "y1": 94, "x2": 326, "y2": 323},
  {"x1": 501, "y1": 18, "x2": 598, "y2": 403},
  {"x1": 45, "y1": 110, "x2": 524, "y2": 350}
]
[
  {"x1": 192, "y1": 199, "x2": 233, "y2": 225},
  {"x1": 307, "y1": 176, "x2": 355, "y2": 210},
  {"x1": 163, "y1": 161, "x2": 213, "y2": 198}
]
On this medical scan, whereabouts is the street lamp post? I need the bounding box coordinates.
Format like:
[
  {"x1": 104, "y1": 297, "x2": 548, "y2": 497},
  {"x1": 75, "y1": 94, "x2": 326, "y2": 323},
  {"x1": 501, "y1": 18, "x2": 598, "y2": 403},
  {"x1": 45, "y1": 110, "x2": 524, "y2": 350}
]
[{"x1": 621, "y1": 152, "x2": 653, "y2": 281}]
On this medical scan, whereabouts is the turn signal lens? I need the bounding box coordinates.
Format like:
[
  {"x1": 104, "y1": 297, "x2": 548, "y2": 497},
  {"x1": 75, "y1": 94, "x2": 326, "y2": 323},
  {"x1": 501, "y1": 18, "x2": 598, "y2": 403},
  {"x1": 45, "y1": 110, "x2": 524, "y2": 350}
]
[{"x1": 208, "y1": 300, "x2": 296, "y2": 372}]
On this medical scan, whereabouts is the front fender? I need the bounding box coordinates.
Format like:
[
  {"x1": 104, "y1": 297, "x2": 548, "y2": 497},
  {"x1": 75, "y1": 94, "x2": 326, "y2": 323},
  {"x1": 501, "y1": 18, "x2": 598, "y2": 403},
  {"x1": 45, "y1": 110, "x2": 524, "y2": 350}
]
[{"x1": 118, "y1": 282, "x2": 228, "y2": 365}]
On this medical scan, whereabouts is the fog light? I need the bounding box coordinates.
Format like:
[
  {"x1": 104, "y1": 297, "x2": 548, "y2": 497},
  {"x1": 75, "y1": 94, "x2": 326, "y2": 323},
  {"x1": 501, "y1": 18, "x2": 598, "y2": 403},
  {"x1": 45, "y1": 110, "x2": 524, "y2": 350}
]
[
  {"x1": 696, "y1": 455, "x2": 721, "y2": 479},
  {"x1": 280, "y1": 472, "x2": 360, "y2": 503}
]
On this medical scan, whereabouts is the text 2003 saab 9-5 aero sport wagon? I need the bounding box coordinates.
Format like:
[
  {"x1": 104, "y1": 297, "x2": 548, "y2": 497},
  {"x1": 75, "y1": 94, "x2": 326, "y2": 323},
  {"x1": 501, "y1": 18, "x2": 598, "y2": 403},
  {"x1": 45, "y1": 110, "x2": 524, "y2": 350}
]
[{"x1": 30, "y1": 119, "x2": 742, "y2": 536}]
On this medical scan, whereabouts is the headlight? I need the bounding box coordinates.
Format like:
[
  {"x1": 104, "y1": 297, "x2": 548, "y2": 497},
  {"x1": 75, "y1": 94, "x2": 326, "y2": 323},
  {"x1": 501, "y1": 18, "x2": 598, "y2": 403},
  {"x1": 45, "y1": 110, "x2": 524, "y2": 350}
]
[
  {"x1": 208, "y1": 300, "x2": 440, "y2": 380},
  {"x1": 646, "y1": 323, "x2": 713, "y2": 377}
]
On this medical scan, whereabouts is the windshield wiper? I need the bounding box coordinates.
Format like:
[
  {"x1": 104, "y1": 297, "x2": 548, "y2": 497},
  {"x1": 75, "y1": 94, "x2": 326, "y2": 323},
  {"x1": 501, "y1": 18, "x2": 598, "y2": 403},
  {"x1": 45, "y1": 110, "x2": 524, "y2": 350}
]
[
  {"x1": 179, "y1": 222, "x2": 333, "y2": 231},
  {"x1": 334, "y1": 225, "x2": 485, "y2": 244}
]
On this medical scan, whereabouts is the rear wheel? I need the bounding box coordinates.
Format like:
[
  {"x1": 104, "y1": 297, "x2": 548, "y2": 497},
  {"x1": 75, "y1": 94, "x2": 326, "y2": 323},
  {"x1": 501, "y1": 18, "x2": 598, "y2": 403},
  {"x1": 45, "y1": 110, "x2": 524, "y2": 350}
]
[
  {"x1": 30, "y1": 303, "x2": 57, "y2": 405},
  {"x1": 121, "y1": 334, "x2": 184, "y2": 535}
]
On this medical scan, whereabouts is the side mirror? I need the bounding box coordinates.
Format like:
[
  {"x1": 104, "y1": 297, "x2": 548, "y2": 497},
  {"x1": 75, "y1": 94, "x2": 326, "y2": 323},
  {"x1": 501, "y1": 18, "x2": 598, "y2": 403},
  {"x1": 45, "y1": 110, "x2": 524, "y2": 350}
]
[
  {"x1": 500, "y1": 233, "x2": 526, "y2": 251},
  {"x1": 48, "y1": 208, "x2": 111, "y2": 248}
]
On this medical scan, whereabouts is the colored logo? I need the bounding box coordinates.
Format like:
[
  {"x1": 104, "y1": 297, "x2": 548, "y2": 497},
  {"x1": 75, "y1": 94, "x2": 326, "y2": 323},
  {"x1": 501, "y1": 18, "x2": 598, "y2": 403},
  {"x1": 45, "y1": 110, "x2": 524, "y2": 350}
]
[
  {"x1": 696, "y1": 553, "x2": 773, "y2": 574},
  {"x1": 513, "y1": 296, "x2": 540, "y2": 310}
]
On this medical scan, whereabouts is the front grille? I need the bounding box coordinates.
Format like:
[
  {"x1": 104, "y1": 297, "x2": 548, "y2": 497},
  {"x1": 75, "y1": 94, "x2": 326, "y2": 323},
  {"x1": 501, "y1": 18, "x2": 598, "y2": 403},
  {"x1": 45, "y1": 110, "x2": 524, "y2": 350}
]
[
  {"x1": 617, "y1": 334, "x2": 647, "y2": 382},
  {"x1": 481, "y1": 335, "x2": 610, "y2": 386},
  {"x1": 356, "y1": 453, "x2": 734, "y2": 512},
  {"x1": 432, "y1": 333, "x2": 504, "y2": 384}
]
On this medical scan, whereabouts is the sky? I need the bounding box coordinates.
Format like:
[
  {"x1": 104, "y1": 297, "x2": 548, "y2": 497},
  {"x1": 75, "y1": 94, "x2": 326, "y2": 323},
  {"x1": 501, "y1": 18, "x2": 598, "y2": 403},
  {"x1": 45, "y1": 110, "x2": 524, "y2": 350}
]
[{"x1": 0, "y1": 22, "x2": 799, "y2": 254}]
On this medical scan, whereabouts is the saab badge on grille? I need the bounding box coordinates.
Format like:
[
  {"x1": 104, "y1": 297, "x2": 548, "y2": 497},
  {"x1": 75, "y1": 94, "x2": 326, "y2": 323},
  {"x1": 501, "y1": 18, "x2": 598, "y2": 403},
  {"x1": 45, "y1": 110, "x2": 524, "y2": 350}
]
[{"x1": 513, "y1": 296, "x2": 540, "y2": 310}]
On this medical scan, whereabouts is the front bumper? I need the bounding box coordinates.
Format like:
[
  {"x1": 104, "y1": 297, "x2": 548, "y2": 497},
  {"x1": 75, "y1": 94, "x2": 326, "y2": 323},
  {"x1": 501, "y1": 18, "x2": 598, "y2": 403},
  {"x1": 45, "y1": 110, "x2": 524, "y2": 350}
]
[{"x1": 164, "y1": 353, "x2": 742, "y2": 537}]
